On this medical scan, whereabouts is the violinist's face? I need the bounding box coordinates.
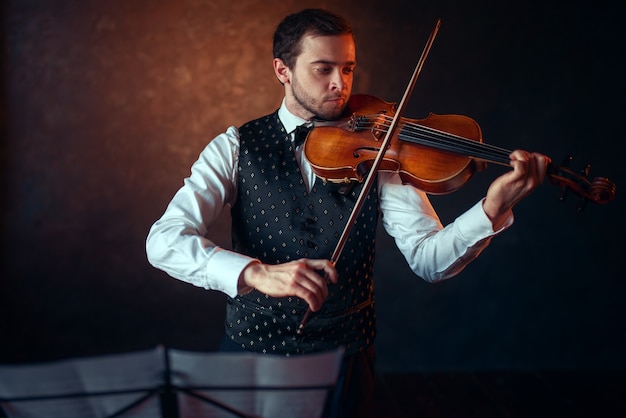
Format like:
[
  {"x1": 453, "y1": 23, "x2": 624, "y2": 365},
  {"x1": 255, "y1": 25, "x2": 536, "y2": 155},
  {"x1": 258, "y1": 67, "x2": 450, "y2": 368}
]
[{"x1": 274, "y1": 33, "x2": 355, "y2": 121}]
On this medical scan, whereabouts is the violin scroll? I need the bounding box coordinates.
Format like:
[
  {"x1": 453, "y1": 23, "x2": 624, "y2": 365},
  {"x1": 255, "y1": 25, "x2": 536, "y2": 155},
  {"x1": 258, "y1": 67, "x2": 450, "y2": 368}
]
[{"x1": 548, "y1": 156, "x2": 616, "y2": 209}]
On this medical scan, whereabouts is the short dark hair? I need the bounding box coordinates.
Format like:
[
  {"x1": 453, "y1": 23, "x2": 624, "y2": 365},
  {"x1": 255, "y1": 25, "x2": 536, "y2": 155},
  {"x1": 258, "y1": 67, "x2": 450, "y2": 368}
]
[{"x1": 273, "y1": 8, "x2": 353, "y2": 68}]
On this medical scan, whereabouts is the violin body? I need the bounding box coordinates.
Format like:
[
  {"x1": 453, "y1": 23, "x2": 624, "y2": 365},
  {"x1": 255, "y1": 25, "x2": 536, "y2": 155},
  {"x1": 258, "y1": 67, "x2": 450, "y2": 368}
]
[{"x1": 305, "y1": 94, "x2": 486, "y2": 194}]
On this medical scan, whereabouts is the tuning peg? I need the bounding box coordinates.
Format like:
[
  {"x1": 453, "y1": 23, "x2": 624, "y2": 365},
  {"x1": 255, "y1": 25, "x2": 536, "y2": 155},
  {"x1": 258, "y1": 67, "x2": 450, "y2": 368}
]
[
  {"x1": 571, "y1": 163, "x2": 592, "y2": 210},
  {"x1": 557, "y1": 156, "x2": 572, "y2": 202},
  {"x1": 581, "y1": 163, "x2": 591, "y2": 178}
]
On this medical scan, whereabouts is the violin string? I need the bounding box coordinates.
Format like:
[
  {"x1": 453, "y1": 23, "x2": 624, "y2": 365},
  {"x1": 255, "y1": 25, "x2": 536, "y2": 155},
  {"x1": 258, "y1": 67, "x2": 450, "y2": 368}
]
[
  {"x1": 355, "y1": 114, "x2": 512, "y2": 166},
  {"x1": 401, "y1": 122, "x2": 512, "y2": 165},
  {"x1": 371, "y1": 115, "x2": 511, "y2": 165}
]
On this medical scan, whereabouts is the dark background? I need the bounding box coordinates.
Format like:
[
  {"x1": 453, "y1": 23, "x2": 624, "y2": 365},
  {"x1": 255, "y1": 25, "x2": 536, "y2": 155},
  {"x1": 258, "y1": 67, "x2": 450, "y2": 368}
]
[{"x1": 1, "y1": 0, "x2": 624, "y2": 374}]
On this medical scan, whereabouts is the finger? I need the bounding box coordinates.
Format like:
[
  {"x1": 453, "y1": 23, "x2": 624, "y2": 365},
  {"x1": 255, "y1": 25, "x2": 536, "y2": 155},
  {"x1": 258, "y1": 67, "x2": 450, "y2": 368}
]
[
  {"x1": 511, "y1": 150, "x2": 544, "y2": 184},
  {"x1": 535, "y1": 152, "x2": 551, "y2": 166},
  {"x1": 304, "y1": 258, "x2": 339, "y2": 284},
  {"x1": 532, "y1": 152, "x2": 551, "y2": 180},
  {"x1": 512, "y1": 151, "x2": 548, "y2": 194},
  {"x1": 509, "y1": 149, "x2": 531, "y2": 163},
  {"x1": 522, "y1": 153, "x2": 545, "y2": 186},
  {"x1": 296, "y1": 284, "x2": 324, "y2": 312},
  {"x1": 286, "y1": 261, "x2": 328, "y2": 310},
  {"x1": 295, "y1": 259, "x2": 340, "y2": 311},
  {"x1": 301, "y1": 279, "x2": 332, "y2": 312}
]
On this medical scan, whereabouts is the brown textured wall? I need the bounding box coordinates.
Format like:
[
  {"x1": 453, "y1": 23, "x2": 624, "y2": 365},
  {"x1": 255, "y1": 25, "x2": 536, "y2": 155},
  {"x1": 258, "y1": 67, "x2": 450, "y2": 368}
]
[
  {"x1": 1, "y1": 0, "x2": 302, "y2": 361},
  {"x1": 1, "y1": 0, "x2": 624, "y2": 370}
]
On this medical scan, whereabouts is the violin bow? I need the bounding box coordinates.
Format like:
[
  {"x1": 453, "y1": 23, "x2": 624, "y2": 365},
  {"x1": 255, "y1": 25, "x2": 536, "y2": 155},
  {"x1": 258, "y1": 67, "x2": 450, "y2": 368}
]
[{"x1": 297, "y1": 19, "x2": 443, "y2": 335}]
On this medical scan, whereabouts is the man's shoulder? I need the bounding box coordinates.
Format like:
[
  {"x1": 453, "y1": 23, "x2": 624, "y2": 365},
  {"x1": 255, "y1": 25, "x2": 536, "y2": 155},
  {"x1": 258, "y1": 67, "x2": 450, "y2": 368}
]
[{"x1": 239, "y1": 110, "x2": 280, "y2": 131}]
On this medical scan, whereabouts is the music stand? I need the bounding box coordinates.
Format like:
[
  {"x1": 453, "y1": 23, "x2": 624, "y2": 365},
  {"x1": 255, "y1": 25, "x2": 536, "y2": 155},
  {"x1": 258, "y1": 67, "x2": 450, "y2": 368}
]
[
  {"x1": 169, "y1": 347, "x2": 344, "y2": 418},
  {"x1": 0, "y1": 346, "x2": 344, "y2": 418}
]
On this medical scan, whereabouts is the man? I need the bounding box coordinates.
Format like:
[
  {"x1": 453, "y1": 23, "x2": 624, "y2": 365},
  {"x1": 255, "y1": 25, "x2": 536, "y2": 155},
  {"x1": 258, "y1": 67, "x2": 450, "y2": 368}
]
[{"x1": 146, "y1": 8, "x2": 549, "y2": 417}]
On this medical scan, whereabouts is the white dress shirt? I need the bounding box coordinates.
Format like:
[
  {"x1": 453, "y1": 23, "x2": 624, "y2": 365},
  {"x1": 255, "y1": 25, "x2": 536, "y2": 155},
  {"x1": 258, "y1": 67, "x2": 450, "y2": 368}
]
[{"x1": 146, "y1": 99, "x2": 512, "y2": 298}]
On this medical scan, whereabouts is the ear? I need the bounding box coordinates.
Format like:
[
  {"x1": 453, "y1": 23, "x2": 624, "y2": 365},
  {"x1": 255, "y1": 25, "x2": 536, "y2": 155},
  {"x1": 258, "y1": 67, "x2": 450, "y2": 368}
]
[{"x1": 273, "y1": 58, "x2": 291, "y2": 85}]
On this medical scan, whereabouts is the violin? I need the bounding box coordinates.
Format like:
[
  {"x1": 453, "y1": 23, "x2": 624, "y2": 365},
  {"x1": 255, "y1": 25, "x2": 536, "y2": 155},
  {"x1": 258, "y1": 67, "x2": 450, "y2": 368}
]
[
  {"x1": 296, "y1": 19, "x2": 615, "y2": 336},
  {"x1": 297, "y1": 93, "x2": 616, "y2": 336},
  {"x1": 304, "y1": 94, "x2": 616, "y2": 206}
]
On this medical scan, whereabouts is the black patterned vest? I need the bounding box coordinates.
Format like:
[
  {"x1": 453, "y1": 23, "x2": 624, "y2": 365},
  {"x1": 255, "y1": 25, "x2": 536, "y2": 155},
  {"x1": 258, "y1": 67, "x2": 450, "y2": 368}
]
[{"x1": 226, "y1": 110, "x2": 380, "y2": 356}]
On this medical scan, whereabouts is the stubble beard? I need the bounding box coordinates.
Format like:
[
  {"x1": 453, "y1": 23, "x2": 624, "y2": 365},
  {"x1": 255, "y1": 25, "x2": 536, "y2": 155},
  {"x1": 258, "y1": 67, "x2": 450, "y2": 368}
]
[{"x1": 291, "y1": 78, "x2": 347, "y2": 121}]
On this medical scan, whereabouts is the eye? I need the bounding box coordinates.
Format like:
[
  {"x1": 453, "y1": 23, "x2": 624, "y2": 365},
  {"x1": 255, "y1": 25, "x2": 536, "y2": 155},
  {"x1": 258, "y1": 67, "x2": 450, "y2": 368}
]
[
  {"x1": 316, "y1": 66, "x2": 332, "y2": 74},
  {"x1": 342, "y1": 67, "x2": 355, "y2": 75}
]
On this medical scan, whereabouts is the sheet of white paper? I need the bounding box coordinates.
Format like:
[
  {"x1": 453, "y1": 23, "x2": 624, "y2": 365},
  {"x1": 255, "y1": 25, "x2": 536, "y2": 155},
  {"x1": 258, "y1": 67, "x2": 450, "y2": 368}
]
[
  {"x1": 0, "y1": 347, "x2": 165, "y2": 418},
  {"x1": 170, "y1": 348, "x2": 344, "y2": 418}
]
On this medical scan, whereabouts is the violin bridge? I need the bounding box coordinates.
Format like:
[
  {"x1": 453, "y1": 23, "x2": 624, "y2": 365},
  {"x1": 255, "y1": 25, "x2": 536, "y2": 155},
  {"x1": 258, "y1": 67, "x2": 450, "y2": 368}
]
[{"x1": 371, "y1": 112, "x2": 389, "y2": 140}]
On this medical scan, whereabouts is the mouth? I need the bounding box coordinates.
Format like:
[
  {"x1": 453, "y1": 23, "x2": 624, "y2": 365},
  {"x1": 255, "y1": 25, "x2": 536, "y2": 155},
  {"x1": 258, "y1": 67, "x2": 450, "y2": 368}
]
[
  {"x1": 327, "y1": 96, "x2": 346, "y2": 106},
  {"x1": 316, "y1": 96, "x2": 349, "y2": 120}
]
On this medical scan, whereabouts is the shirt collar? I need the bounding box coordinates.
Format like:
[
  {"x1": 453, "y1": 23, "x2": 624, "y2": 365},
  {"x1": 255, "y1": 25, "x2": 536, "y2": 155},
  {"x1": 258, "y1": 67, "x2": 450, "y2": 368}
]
[{"x1": 278, "y1": 98, "x2": 311, "y2": 135}]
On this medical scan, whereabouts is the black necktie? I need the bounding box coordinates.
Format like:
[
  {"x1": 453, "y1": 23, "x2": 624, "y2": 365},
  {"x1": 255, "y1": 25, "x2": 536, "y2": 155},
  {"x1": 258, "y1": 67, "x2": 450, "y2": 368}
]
[{"x1": 293, "y1": 124, "x2": 311, "y2": 149}]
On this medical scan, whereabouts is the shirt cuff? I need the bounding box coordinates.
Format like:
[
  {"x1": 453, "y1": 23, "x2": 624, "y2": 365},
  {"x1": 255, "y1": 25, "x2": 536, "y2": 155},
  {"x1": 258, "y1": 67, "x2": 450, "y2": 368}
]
[
  {"x1": 455, "y1": 198, "x2": 514, "y2": 239},
  {"x1": 206, "y1": 248, "x2": 259, "y2": 298}
]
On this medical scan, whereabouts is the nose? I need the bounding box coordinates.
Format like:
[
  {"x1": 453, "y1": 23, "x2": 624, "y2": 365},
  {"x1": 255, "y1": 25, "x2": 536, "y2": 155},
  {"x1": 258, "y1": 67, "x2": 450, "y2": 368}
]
[{"x1": 330, "y1": 68, "x2": 347, "y2": 92}]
